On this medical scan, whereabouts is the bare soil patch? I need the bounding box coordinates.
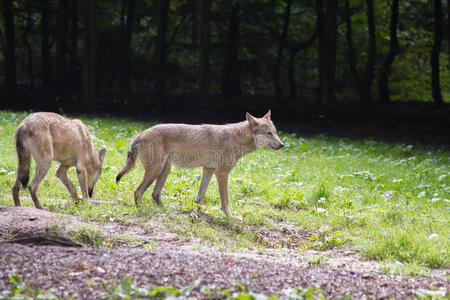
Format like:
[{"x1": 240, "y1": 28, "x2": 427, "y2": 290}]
[{"x1": 0, "y1": 205, "x2": 448, "y2": 299}]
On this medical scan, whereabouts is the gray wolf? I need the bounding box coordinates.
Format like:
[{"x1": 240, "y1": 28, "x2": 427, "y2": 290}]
[
  {"x1": 12, "y1": 112, "x2": 106, "y2": 209},
  {"x1": 116, "y1": 110, "x2": 284, "y2": 217}
]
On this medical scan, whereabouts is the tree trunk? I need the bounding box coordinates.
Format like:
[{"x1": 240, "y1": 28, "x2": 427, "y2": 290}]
[
  {"x1": 221, "y1": 2, "x2": 241, "y2": 97},
  {"x1": 119, "y1": 0, "x2": 136, "y2": 95},
  {"x1": 431, "y1": 0, "x2": 444, "y2": 106},
  {"x1": 199, "y1": 0, "x2": 211, "y2": 105},
  {"x1": 345, "y1": 0, "x2": 361, "y2": 90},
  {"x1": 345, "y1": 0, "x2": 376, "y2": 106},
  {"x1": 317, "y1": 0, "x2": 325, "y2": 108},
  {"x1": 286, "y1": 18, "x2": 319, "y2": 99},
  {"x1": 3, "y1": 0, "x2": 17, "y2": 92},
  {"x1": 69, "y1": 0, "x2": 80, "y2": 92},
  {"x1": 317, "y1": 0, "x2": 337, "y2": 111},
  {"x1": 24, "y1": 0, "x2": 35, "y2": 88},
  {"x1": 41, "y1": 0, "x2": 51, "y2": 91},
  {"x1": 191, "y1": 1, "x2": 197, "y2": 46},
  {"x1": 447, "y1": 0, "x2": 449, "y2": 81},
  {"x1": 82, "y1": 0, "x2": 96, "y2": 101},
  {"x1": 363, "y1": 0, "x2": 376, "y2": 104},
  {"x1": 273, "y1": 0, "x2": 292, "y2": 98},
  {"x1": 56, "y1": 0, "x2": 69, "y2": 96},
  {"x1": 288, "y1": 49, "x2": 296, "y2": 99},
  {"x1": 153, "y1": 0, "x2": 170, "y2": 101},
  {"x1": 378, "y1": 0, "x2": 399, "y2": 104},
  {"x1": 325, "y1": 0, "x2": 337, "y2": 110}
]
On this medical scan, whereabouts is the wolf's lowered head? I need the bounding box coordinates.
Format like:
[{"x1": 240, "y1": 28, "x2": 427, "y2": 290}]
[{"x1": 87, "y1": 148, "x2": 107, "y2": 198}]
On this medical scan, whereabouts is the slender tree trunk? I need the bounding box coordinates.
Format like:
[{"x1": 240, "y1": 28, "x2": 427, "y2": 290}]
[
  {"x1": 41, "y1": 0, "x2": 51, "y2": 91},
  {"x1": 70, "y1": 0, "x2": 80, "y2": 92},
  {"x1": 317, "y1": 0, "x2": 337, "y2": 111},
  {"x1": 153, "y1": 0, "x2": 170, "y2": 101},
  {"x1": 82, "y1": 0, "x2": 96, "y2": 101},
  {"x1": 363, "y1": 0, "x2": 376, "y2": 104},
  {"x1": 288, "y1": 49, "x2": 296, "y2": 99},
  {"x1": 120, "y1": 0, "x2": 136, "y2": 95},
  {"x1": 378, "y1": 0, "x2": 399, "y2": 104},
  {"x1": 222, "y1": 2, "x2": 241, "y2": 97},
  {"x1": 431, "y1": 0, "x2": 444, "y2": 106},
  {"x1": 57, "y1": 0, "x2": 69, "y2": 96},
  {"x1": 317, "y1": 0, "x2": 326, "y2": 108},
  {"x1": 325, "y1": 0, "x2": 337, "y2": 110},
  {"x1": 345, "y1": 0, "x2": 376, "y2": 106},
  {"x1": 286, "y1": 17, "x2": 319, "y2": 100},
  {"x1": 273, "y1": 0, "x2": 292, "y2": 98},
  {"x1": 191, "y1": 1, "x2": 198, "y2": 46},
  {"x1": 447, "y1": 0, "x2": 449, "y2": 81},
  {"x1": 199, "y1": 0, "x2": 211, "y2": 105},
  {"x1": 24, "y1": 0, "x2": 35, "y2": 88},
  {"x1": 345, "y1": 0, "x2": 361, "y2": 89},
  {"x1": 3, "y1": 0, "x2": 17, "y2": 92}
]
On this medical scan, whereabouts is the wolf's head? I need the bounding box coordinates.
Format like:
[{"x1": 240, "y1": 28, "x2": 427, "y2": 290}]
[
  {"x1": 246, "y1": 110, "x2": 284, "y2": 150},
  {"x1": 87, "y1": 148, "x2": 106, "y2": 198}
]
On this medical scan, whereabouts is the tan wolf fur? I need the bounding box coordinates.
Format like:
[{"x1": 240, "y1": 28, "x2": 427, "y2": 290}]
[
  {"x1": 116, "y1": 110, "x2": 284, "y2": 217},
  {"x1": 12, "y1": 112, "x2": 106, "y2": 209}
]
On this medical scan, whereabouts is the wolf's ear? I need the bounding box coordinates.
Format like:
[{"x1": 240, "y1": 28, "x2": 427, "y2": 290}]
[
  {"x1": 246, "y1": 112, "x2": 258, "y2": 127},
  {"x1": 263, "y1": 110, "x2": 271, "y2": 120},
  {"x1": 99, "y1": 148, "x2": 106, "y2": 163}
]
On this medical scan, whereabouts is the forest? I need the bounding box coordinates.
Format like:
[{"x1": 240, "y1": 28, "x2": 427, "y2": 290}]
[{"x1": 1, "y1": 0, "x2": 449, "y2": 114}]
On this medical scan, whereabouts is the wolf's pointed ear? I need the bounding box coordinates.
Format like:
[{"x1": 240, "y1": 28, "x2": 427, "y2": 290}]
[
  {"x1": 263, "y1": 110, "x2": 271, "y2": 119},
  {"x1": 246, "y1": 112, "x2": 258, "y2": 127},
  {"x1": 99, "y1": 148, "x2": 106, "y2": 163}
]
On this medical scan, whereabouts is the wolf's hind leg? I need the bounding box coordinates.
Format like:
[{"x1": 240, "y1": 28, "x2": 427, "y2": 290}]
[
  {"x1": 134, "y1": 164, "x2": 163, "y2": 206},
  {"x1": 29, "y1": 157, "x2": 52, "y2": 209},
  {"x1": 12, "y1": 147, "x2": 31, "y2": 206},
  {"x1": 152, "y1": 161, "x2": 171, "y2": 205},
  {"x1": 56, "y1": 164, "x2": 80, "y2": 200},
  {"x1": 195, "y1": 167, "x2": 215, "y2": 206}
]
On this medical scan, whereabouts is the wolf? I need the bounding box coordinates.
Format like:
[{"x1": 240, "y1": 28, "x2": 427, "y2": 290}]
[
  {"x1": 12, "y1": 112, "x2": 106, "y2": 209},
  {"x1": 116, "y1": 110, "x2": 284, "y2": 217}
]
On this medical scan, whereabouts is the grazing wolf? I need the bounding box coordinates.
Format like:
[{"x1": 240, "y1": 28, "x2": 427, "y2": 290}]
[
  {"x1": 12, "y1": 112, "x2": 106, "y2": 209},
  {"x1": 116, "y1": 110, "x2": 284, "y2": 217}
]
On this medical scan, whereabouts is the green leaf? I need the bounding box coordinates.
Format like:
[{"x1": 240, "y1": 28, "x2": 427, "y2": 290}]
[
  {"x1": 119, "y1": 277, "x2": 132, "y2": 295},
  {"x1": 237, "y1": 282, "x2": 246, "y2": 292},
  {"x1": 116, "y1": 139, "x2": 126, "y2": 149}
]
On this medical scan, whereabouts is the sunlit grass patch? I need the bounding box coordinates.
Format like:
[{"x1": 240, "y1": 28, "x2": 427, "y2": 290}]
[
  {"x1": 71, "y1": 225, "x2": 104, "y2": 247},
  {"x1": 362, "y1": 227, "x2": 449, "y2": 268}
]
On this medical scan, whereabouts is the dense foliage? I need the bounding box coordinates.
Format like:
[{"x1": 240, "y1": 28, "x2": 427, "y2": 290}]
[{"x1": 0, "y1": 0, "x2": 449, "y2": 108}]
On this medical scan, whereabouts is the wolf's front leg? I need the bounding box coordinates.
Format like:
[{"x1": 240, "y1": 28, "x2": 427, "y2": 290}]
[
  {"x1": 216, "y1": 169, "x2": 231, "y2": 217},
  {"x1": 56, "y1": 164, "x2": 81, "y2": 200},
  {"x1": 76, "y1": 167, "x2": 89, "y2": 199},
  {"x1": 195, "y1": 167, "x2": 215, "y2": 206}
]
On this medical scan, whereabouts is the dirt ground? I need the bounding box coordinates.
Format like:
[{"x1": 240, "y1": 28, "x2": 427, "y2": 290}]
[{"x1": 0, "y1": 205, "x2": 448, "y2": 299}]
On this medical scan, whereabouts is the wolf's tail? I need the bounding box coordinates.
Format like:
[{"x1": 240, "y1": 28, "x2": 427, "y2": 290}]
[
  {"x1": 116, "y1": 138, "x2": 139, "y2": 183},
  {"x1": 12, "y1": 127, "x2": 31, "y2": 205},
  {"x1": 14, "y1": 127, "x2": 31, "y2": 188}
]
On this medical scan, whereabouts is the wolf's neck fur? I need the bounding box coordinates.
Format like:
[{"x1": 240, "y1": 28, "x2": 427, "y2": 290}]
[{"x1": 228, "y1": 121, "x2": 257, "y2": 156}]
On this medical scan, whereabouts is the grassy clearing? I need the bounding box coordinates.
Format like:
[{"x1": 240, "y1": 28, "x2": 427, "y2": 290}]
[{"x1": 0, "y1": 110, "x2": 448, "y2": 269}]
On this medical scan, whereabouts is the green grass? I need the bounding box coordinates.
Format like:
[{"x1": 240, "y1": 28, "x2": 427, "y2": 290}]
[{"x1": 0, "y1": 110, "x2": 448, "y2": 268}]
